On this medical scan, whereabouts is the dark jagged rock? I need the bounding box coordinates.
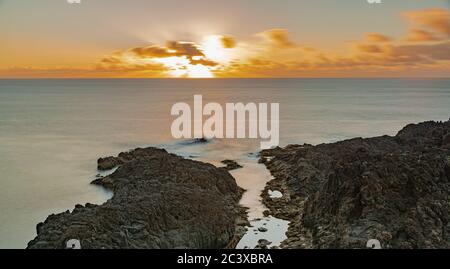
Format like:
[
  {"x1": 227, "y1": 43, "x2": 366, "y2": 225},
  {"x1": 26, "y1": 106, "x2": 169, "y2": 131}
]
[
  {"x1": 97, "y1": 156, "x2": 122, "y2": 171},
  {"x1": 195, "y1": 138, "x2": 209, "y2": 144},
  {"x1": 258, "y1": 227, "x2": 268, "y2": 233},
  {"x1": 260, "y1": 120, "x2": 450, "y2": 249},
  {"x1": 97, "y1": 149, "x2": 149, "y2": 171},
  {"x1": 255, "y1": 239, "x2": 272, "y2": 249},
  {"x1": 221, "y1": 160, "x2": 243, "y2": 171},
  {"x1": 28, "y1": 147, "x2": 246, "y2": 249}
]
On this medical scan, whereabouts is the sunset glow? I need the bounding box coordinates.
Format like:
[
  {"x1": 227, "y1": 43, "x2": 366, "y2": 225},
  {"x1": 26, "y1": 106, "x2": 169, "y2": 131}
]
[
  {"x1": 144, "y1": 36, "x2": 233, "y2": 78},
  {"x1": 0, "y1": 1, "x2": 449, "y2": 78},
  {"x1": 201, "y1": 35, "x2": 234, "y2": 64}
]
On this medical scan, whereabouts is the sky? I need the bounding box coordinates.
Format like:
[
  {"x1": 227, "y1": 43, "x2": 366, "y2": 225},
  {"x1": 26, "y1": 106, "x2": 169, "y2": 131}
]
[{"x1": 0, "y1": 0, "x2": 449, "y2": 78}]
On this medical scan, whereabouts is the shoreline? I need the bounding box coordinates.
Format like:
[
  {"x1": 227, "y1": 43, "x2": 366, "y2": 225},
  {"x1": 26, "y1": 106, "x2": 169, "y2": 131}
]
[{"x1": 25, "y1": 119, "x2": 450, "y2": 249}]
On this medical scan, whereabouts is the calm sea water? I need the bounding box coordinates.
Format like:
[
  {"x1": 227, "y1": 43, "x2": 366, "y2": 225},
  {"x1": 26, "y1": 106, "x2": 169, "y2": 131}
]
[{"x1": 0, "y1": 78, "x2": 449, "y2": 249}]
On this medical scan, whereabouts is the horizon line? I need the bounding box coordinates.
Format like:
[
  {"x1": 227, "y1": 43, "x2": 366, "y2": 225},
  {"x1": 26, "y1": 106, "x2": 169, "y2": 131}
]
[{"x1": 1, "y1": 77, "x2": 450, "y2": 80}]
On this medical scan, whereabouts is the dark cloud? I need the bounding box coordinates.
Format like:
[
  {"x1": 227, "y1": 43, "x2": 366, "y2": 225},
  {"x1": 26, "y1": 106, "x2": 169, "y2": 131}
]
[
  {"x1": 190, "y1": 58, "x2": 218, "y2": 66},
  {"x1": 101, "y1": 56, "x2": 124, "y2": 64},
  {"x1": 130, "y1": 42, "x2": 204, "y2": 60},
  {"x1": 166, "y1": 41, "x2": 205, "y2": 59},
  {"x1": 221, "y1": 35, "x2": 237, "y2": 49},
  {"x1": 261, "y1": 29, "x2": 296, "y2": 48},
  {"x1": 123, "y1": 41, "x2": 218, "y2": 67},
  {"x1": 130, "y1": 45, "x2": 174, "y2": 58},
  {"x1": 127, "y1": 41, "x2": 217, "y2": 66}
]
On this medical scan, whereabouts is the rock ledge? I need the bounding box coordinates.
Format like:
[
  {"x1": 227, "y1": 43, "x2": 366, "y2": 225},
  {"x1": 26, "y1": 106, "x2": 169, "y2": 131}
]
[
  {"x1": 261, "y1": 120, "x2": 450, "y2": 249},
  {"x1": 28, "y1": 147, "x2": 246, "y2": 249}
]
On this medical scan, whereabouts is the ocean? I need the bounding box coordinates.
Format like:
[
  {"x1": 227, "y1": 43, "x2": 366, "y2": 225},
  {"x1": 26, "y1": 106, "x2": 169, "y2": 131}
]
[{"x1": 0, "y1": 78, "x2": 449, "y2": 248}]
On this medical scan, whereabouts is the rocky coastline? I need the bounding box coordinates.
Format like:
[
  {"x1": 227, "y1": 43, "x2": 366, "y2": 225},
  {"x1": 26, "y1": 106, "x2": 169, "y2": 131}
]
[
  {"x1": 260, "y1": 120, "x2": 450, "y2": 249},
  {"x1": 28, "y1": 147, "x2": 248, "y2": 249},
  {"x1": 27, "y1": 119, "x2": 450, "y2": 249}
]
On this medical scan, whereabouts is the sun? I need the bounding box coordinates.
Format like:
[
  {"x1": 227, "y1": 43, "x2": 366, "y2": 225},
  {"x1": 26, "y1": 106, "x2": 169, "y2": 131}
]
[
  {"x1": 201, "y1": 35, "x2": 230, "y2": 63},
  {"x1": 139, "y1": 35, "x2": 236, "y2": 78},
  {"x1": 153, "y1": 56, "x2": 211, "y2": 78},
  {"x1": 187, "y1": 64, "x2": 213, "y2": 78}
]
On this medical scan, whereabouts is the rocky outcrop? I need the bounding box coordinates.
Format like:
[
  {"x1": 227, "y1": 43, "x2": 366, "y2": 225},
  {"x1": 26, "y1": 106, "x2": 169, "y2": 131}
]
[
  {"x1": 28, "y1": 147, "x2": 246, "y2": 249},
  {"x1": 221, "y1": 160, "x2": 243, "y2": 171},
  {"x1": 255, "y1": 239, "x2": 272, "y2": 249},
  {"x1": 261, "y1": 120, "x2": 450, "y2": 249}
]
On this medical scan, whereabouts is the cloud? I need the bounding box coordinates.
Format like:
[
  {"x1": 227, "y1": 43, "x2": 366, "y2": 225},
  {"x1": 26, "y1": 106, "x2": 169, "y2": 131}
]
[
  {"x1": 9, "y1": 21, "x2": 450, "y2": 79},
  {"x1": 166, "y1": 41, "x2": 205, "y2": 59},
  {"x1": 97, "y1": 60, "x2": 168, "y2": 72},
  {"x1": 4, "y1": 9, "x2": 449, "y2": 78},
  {"x1": 260, "y1": 29, "x2": 296, "y2": 48},
  {"x1": 221, "y1": 35, "x2": 237, "y2": 49},
  {"x1": 97, "y1": 38, "x2": 225, "y2": 78},
  {"x1": 403, "y1": 8, "x2": 450, "y2": 37},
  {"x1": 130, "y1": 41, "x2": 205, "y2": 60},
  {"x1": 190, "y1": 58, "x2": 218, "y2": 67},
  {"x1": 357, "y1": 44, "x2": 385, "y2": 54},
  {"x1": 366, "y1": 33, "x2": 392, "y2": 43},
  {"x1": 0, "y1": 63, "x2": 168, "y2": 78},
  {"x1": 390, "y1": 41, "x2": 450, "y2": 62},
  {"x1": 130, "y1": 45, "x2": 174, "y2": 58},
  {"x1": 404, "y1": 28, "x2": 438, "y2": 42},
  {"x1": 218, "y1": 28, "x2": 450, "y2": 77}
]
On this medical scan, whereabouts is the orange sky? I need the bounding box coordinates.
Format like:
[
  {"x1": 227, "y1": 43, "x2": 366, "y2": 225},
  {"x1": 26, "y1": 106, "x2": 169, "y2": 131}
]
[{"x1": 0, "y1": 1, "x2": 449, "y2": 78}]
